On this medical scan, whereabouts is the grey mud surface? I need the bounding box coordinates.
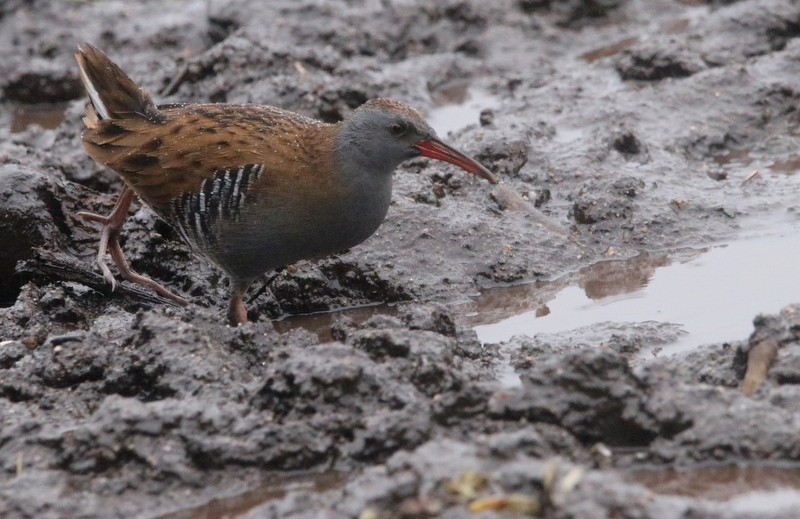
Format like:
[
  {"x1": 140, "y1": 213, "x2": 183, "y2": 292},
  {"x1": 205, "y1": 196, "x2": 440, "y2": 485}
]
[{"x1": 2, "y1": 0, "x2": 800, "y2": 518}]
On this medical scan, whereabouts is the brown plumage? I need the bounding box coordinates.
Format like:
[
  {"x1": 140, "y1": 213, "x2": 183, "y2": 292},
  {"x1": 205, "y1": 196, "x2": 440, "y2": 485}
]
[{"x1": 75, "y1": 43, "x2": 497, "y2": 324}]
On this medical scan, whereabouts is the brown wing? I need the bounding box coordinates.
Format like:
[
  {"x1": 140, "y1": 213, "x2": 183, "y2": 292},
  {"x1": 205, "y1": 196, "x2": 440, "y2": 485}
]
[{"x1": 81, "y1": 103, "x2": 338, "y2": 213}]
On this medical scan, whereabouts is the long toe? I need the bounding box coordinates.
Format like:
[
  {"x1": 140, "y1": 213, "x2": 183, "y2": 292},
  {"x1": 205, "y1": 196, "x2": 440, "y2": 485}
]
[
  {"x1": 76, "y1": 211, "x2": 112, "y2": 225},
  {"x1": 144, "y1": 280, "x2": 189, "y2": 306},
  {"x1": 95, "y1": 226, "x2": 118, "y2": 290},
  {"x1": 107, "y1": 237, "x2": 188, "y2": 306},
  {"x1": 98, "y1": 260, "x2": 117, "y2": 291}
]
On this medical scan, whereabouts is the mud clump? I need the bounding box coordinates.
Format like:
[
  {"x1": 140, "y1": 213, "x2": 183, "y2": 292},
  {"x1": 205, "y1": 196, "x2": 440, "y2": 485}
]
[
  {"x1": 1, "y1": 61, "x2": 82, "y2": 103},
  {"x1": 569, "y1": 178, "x2": 641, "y2": 225},
  {"x1": 0, "y1": 165, "x2": 74, "y2": 306},
  {"x1": 489, "y1": 348, "x2": 665, "y2": 446},
  {"x1": 615, "y1": 46, "x2": 706, "y2": 81},
  {"x1": 518, "y1": 0, "x2": 624, "y2": 27}
]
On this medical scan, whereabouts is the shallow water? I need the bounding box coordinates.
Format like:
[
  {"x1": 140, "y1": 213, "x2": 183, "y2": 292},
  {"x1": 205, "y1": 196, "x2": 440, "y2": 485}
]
[
  {"x1": 473, "y1": 219, "x2": 800, "y2": 357},
  {"x1": 9, "y1": 102, "x2": 67, "y2": 132},
  {"x1": 628, "y1": 465, "x2": 800, "y2": 515},
  {"x1": 156, "y1": 471, "x2": 345, "y2": 519},
  {"x1": 167, "y1": 465, "x2": 800, "y2": 518},
  {"x1": 276, "y1": 218, "x2": 800, "y2": 362},
  {"x1": 420, "y1": 80, "x2": 800, "y2": 358},
  {"x1": 427, "y1": 85, "x2": 499, "y2": 137}
]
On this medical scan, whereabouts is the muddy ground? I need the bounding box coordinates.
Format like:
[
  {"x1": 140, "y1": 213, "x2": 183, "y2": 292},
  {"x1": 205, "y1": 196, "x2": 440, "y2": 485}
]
[{"x1": 2, "y1": 0, "x2": 800, "y2": 517}]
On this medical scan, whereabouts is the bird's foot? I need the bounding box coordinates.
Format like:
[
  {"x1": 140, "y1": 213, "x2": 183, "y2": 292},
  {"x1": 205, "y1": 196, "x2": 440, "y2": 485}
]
[
  {"x1": 78, "y1": 187, "x2": 189, "y2": 306},
  {"x1": 106, "y1": 236, "x2": 189, "y2": 306}
]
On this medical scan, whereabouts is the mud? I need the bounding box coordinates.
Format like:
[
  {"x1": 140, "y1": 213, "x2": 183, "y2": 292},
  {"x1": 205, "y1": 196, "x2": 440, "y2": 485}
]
[{"x1": 2, "y1": 0, "x2": 800, "y2": 517}]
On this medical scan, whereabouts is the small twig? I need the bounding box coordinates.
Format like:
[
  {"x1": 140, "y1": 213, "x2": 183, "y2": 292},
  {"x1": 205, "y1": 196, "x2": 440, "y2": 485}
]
[
  {"x1": 491, "y1": 183, "x2": 570, "y2": 237},
  {"x1": 17, "y1": 248, "x2": 183, "y2": 308},
  {"x1": 741, "y1": 169, "x2": 760, "y2": 186},
  {"x1": 160, "y1": 63, "x2": 190, "y2": 97},
  {"x1": 245, "y1": 269, "x2": 284, "y2": 304}
]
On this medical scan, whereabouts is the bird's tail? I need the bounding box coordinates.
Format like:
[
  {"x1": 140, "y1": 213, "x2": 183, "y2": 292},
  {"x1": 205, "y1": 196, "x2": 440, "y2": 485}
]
[{"x1": 75, "y1": 43, "x2": 157, "y2": 127}]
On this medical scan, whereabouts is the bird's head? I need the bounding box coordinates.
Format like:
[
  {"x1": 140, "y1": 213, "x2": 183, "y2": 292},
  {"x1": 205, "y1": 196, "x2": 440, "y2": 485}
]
[{"x1": 336, "y1": 98, "x2": 497, "y2": 184}]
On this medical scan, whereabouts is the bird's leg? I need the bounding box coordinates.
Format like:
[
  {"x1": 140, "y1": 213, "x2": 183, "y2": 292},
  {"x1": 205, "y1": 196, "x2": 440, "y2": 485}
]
[
  {"x1": 227, "y1": 281, "x2": 250, "y2": 325},
  {"x1": 107, "y1": 238, "x2": 188, "y2": 305},
  {"x1": 77, "y1": 186, "x2": 188, "y2": 306}
]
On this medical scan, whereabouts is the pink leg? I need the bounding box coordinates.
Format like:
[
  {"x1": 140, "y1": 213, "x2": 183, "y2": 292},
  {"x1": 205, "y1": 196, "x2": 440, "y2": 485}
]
[
  {"x1": 227, "y1": 281, "x2": 250, "y2": 325},
  {"x1": 77, "y1": 186, "x2": 188, "y2": 306}
]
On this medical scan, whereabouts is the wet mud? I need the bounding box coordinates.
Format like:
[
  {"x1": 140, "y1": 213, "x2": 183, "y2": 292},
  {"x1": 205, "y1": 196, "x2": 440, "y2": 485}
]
[{"x1": 2, "y1": 0, "x2": 800, "y2": 517}]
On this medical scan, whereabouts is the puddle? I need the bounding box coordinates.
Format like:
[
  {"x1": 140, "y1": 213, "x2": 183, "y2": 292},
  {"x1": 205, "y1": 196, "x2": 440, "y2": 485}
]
[
  {"x1": 156, "y1": 471, "x2": 345, "y2": 519},
  {"x1": 710, "y1": 148, "x2": 800, "y2": 177},
  {"x1": 272, "y1": 303, "x2": 393, "y2": 341},
  {"x1": 9, "y1": 102, "x2": 68, "y2": 132},
  {"x1": 274, "y1": 219, "x2": 800, "y2": 368},
  {"x1": 427, "y1": 83, "x2": 499, "y2": 137},
  {"x1": 461, "y1": 250, "x2": 677, "y2": 329},
  {"x1": 552, "y1": 125, "x2": 592, "y2": 144},
  {"x1": 627, "y1": 465, "x2": 800, "y2": 515},
  {"x1": 580, "y1": 37, "x2": 640, "y2": 63},
  {"x1": 661, "y1": 17, "x2": 691, "y2": 35},
  {"x1": 471, "y1": 221, "x2": 800, "y2": 357},
  {"x1": 712, "y1": 147, "x2": 753, "y2": 168},
  {"x1": 769, "y1": 155, "x2": 800, "y2": 175},
  {"x1": 275, "y1": 220, "x2": 800, "y2": 364}
]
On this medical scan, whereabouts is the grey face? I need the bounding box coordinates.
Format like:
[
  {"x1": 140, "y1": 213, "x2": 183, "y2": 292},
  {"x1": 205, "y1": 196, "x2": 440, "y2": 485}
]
[
  {"x1": 383, "y1": 113, "x2": 434, "y2": 155},
  {"x1": 336, "y1": 101, "x2": 496, "y2": 185},
  {"x1": 336, "y1": 107, "x2": 434, "y2": 176}
]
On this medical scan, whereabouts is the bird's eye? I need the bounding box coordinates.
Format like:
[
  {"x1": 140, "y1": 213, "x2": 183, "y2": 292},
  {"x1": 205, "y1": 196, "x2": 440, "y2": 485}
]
[{"x1": 388, "y1": 122, "x2": 406, "y2": 136}]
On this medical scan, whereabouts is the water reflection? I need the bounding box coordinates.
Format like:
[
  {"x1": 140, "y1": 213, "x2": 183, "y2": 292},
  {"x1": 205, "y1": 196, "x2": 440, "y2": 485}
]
[
  {"x1": 770, "y1": 156, "x2": 800, "y2": 175},
  {"x1": 628, "y1": 464, "x2": 800, "y2": 515},
  {"x1": 580, "y1": 37, "x2": 639, "y2": 63},
  {"x1": 427, "y1": 83, "x2": 499, "y2": 137},
  {"x1": 461, "y1": 250, "x2": 685, "y2": 330},
  {"x1": 10, "y1": 103, "x2": 67, "y2": 133},
  {"x1": 629, "y1": 465, "x2": 800, "y2": 501},
  {"x1": 275, "y1": 225, "x2": 800, "y2": 361},
  {"x1": 578, "y1": 252, "x2": 672, "y2": 300},
  {"x1": 157, "y1": 471, "x2": 345, "y2": 519},
  {"x1": 272, "y1": 304, "x2": 393, "y2": 342},
  {"x1": 473, "y1": 226, "x2": 800, "y2": 357}
]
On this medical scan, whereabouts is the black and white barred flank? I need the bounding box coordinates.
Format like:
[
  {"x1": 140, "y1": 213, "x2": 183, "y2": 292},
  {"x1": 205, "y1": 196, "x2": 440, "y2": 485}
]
[{"x1": 171, "y1": 163, "x2": 264, "y2": 250}]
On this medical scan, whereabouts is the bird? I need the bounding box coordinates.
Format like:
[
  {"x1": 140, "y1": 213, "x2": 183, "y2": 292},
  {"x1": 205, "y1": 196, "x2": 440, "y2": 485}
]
[{"x1": 74, "y1": 43, "x2": 498, "y2": 325}]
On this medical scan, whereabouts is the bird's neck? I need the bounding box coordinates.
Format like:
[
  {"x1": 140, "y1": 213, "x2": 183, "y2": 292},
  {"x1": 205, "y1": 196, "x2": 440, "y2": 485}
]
[{"x1": 309, "y1": 122, "x2": 394, "y2": 243}]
